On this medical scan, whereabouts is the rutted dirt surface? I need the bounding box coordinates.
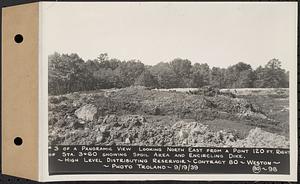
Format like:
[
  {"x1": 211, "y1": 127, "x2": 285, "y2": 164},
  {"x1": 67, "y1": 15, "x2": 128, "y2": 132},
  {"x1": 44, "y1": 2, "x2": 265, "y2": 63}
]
[{"x1": 48, "y1": 87, "x2": 289, "y2": 148}]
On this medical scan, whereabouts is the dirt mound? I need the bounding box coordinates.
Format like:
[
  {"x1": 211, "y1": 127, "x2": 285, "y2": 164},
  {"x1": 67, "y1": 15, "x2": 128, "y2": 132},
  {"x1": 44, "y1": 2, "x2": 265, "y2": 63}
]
[
  {"x1": 50, "y1": 87, "x2": 268, "y2": 123},
  {"x1": 48, "y1": 87, "x2": 287, "y2": 147},
  {"x1": 171, "y1": 121, "x2": 238, "y2": 147},
  {"x1": 98, "y1": 87, "x2": 269, "y2": 123},
  {"x1": 49, "y1": 113, "x2": 288, "y2": 148}
]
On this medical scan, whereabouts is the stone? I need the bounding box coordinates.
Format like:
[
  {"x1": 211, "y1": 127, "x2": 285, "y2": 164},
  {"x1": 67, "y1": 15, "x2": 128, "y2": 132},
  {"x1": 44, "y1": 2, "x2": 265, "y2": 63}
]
[
  {"x1": 178, "y1": 129, "x2": 189, "y2": 139},
  {"x1": 56, "y1": 119, "x2": 65, "y2": 128},
  {"x1": 49, "y1": 97, "x2": 60, "y2": 104},
  {"x1": 103, "y1": 115, "x2": 117, "y2": 124},
  {"x1": 99, "y1": 125, "x2": 110, "y2": 133},
  {"x1": 75, "y1": 104, "x2": 98, "y2": 121},
  {"x1": 49, "y1": 117, "x2": 57, "y2": 126},
  {"x1": 73, "y1": 121, "x2": 84, "y2": 129},
  {"x1": 96, "y1": 135, "x2": 104, "y2": 143},
  {"x1": 79, "y1": 121, "x2": 86, "y2": 125},
  {"x1": 125, "y1": 138, "x2": 131, "y2": 144}
]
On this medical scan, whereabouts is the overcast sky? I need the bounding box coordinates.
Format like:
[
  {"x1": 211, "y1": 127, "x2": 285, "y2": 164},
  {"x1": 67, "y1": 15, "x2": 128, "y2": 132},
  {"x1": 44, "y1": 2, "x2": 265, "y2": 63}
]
[{"x1": 42, "y1": 2, "x2": 297, "y2": 70}]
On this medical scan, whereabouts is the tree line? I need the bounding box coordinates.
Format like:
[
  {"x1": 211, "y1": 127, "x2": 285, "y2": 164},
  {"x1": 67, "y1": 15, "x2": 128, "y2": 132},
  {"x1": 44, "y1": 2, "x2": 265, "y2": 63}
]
[{"x1": 49, "y1": 52, "x2": 289, "y2": 95}]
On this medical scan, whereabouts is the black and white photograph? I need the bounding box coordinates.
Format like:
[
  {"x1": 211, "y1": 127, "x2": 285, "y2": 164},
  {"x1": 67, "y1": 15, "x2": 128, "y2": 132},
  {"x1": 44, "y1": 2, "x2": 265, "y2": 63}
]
[
  {"x1": 1, "y1": 1, "x2": 297, "y2": 182},
  {"x1": 47, "y1": 2, "x2": 293, "y2": 149},
  {"x1": 41, "y1": 2, "x2": 297, "y2": 180}
]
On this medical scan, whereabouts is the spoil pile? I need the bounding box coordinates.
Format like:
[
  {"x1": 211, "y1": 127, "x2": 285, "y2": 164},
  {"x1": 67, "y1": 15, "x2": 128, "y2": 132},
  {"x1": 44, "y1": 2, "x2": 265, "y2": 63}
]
[{"x1": 48, "y1": 86, "x2": 288, "y2": 148}]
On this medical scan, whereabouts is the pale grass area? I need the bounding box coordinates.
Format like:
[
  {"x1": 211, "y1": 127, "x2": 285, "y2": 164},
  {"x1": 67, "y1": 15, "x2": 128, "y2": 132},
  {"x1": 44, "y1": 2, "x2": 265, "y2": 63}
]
[
  {"x1": 220, "y1": 88, "x2": 288, "y2": 96},
  {"x1": 84, "y1": 87, "x2": 289, "y2": 97},
  {"x1": 154, "y1": 88, "x2": 289, "y2": 96}
]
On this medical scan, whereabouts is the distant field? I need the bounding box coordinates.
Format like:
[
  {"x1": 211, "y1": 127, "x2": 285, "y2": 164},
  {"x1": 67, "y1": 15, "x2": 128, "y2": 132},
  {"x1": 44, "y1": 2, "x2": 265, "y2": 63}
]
[{"x1": 156, "y1": 88, "x2": 288, "y2": 97}]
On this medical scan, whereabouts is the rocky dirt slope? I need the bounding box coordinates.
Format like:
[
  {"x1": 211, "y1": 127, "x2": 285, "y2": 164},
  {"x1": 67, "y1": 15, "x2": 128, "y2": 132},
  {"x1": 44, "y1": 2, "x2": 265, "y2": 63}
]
[{"x1": 48, "y1": 87, "x2": 289, "y2": 148}]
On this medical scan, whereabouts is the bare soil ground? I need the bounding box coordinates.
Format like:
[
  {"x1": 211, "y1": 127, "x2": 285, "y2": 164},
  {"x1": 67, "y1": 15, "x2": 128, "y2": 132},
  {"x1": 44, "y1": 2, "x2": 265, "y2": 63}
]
[{"x1": 48, "y1": 87, "x2": 289, "y2": 148}]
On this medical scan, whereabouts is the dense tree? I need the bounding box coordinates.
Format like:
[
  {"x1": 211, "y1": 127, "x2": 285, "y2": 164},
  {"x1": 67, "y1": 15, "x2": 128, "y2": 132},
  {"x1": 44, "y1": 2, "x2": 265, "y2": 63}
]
[
  {"x1": 253, "y1": 66, "x2": 265, "y2": 88},
  {"x1": 96, "y1": 53, "x2": 121, "y2": 70},
  {"x1": 237, "y1": 70, "x2": 254, "y2": 88},
  {"x1": 85, "y1": 59, "x2": 101, "y2": 73},
  {"x1": 48, "y1": 52, "x2": 289, "y2": 95},
  {"x1": 48, "y1": 53, "x2": 95, "y2": 95},
  {"x1": 210, "y1": 67, "x2": 225, "y2": 88},
  {"x1": 114, "y1": 60, "x2": 145, "y2": 87},
  {"x1": 134, "y1": 70, "x2": 158, "y2": 88},
  {"x1": 225, "y1": 62, "x2": 254, "y2": 88},
  {"x1": 170, "y1": 58, "x2": 192, "y2": 78},
  {"x1": 150, "y1": 62, "x2": 180, "y2": 88},
  {"x1": 169, "y1": 58, "x2": 192, "y2": 87},
  {"x1": 93, "y1": 68, "x2": 120, "y2": 89},
  {"x1": 254, "y1": 59, "x2": 289, "y2": 88},
  {"x1": 190, "y1": 63, "x2": 210, "y2": 88}
]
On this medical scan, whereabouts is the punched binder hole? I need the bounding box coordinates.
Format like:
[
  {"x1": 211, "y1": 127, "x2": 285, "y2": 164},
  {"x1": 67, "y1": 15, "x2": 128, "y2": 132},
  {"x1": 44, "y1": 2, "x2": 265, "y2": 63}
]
[
  {"x1": 14, "y1": 34, "x2": 23, "y2": 43},
  {"x1": 14, "y1": 137, "x2": 23, "y2": 146}
]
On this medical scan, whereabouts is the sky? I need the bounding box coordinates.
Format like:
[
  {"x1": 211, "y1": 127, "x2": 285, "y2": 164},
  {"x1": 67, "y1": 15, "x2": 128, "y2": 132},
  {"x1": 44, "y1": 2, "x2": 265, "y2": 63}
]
[{"x1": 42, "y1": 2, "x2": 297, "y2": 70}]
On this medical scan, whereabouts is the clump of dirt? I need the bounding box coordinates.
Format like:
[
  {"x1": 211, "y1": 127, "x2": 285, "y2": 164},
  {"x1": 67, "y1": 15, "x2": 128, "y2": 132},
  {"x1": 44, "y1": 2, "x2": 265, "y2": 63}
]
[
  {"x1": 171, "y1": 121, "x2": 238, "y2": 147},
  {"x1": 48, "y1": 87, "x2": 288, "y2": 148},
  {"x1": 231, "y1": 127, "x2": 289, "y2": 148},
  {"x1": 48, "y1": 113, "x2": 288, "y2": 148}
]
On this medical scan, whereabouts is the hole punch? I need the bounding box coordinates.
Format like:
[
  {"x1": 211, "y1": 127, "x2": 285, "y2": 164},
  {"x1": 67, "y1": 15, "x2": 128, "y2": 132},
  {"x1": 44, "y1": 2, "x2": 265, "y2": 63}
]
[
  {"x1": 14, "y1": 34, "x2": 23, "y2": 43},
  {"x1": 14, "y1": 137, "x2": 23, "y2": 146}
]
